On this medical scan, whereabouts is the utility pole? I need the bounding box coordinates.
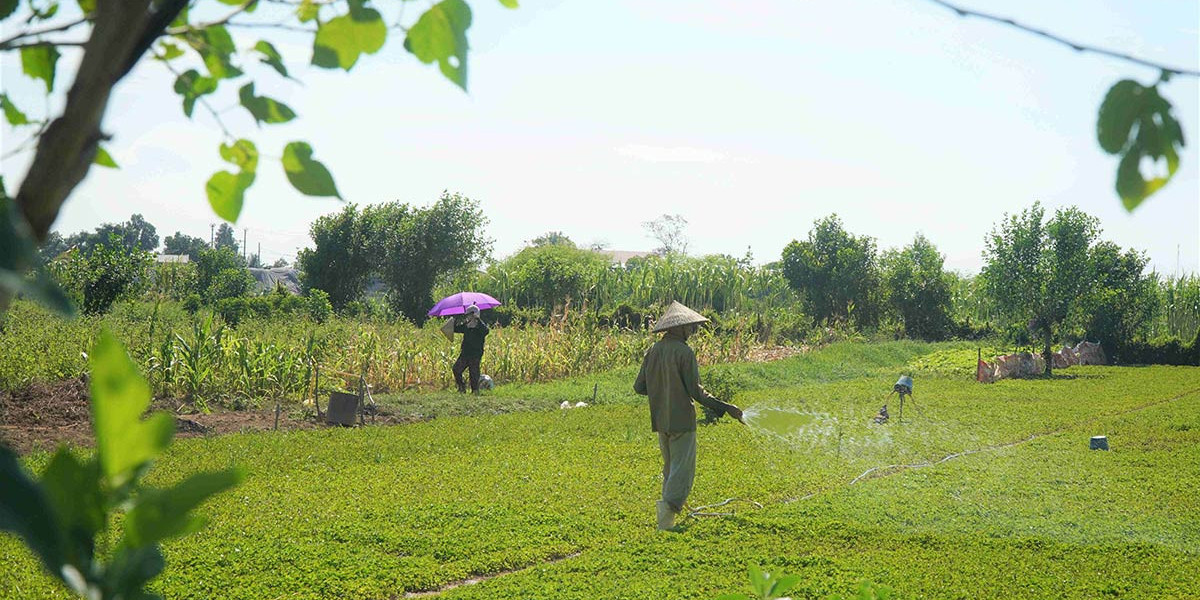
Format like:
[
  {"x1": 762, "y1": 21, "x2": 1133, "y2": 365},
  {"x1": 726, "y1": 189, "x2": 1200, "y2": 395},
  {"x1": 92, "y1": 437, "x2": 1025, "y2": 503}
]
[
  {"x1": 243, "y1": 228, "x2": 248, "y2": 263},
  {"x1": 258, "y1": 242, "x2": 262, "y2": 268},
  {"x1": 209, "y1": 223, "x2": 215, "y2": 248}
]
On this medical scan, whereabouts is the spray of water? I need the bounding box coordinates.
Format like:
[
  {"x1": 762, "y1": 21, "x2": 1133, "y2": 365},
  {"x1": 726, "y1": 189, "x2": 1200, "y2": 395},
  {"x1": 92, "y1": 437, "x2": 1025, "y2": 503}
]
[{"x1": 741, "y1": 404, "x2": 895, "y2": 457}]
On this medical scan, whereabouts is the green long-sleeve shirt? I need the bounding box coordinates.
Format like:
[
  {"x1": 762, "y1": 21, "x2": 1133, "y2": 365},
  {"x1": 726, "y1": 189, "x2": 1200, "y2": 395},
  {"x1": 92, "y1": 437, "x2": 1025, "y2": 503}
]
[
  {"x1": 454, "y1": 319, "x2": 489, "y2": 358},
  {"x1": 633, "y1": 331, "x2": 725, "y2": 433}
]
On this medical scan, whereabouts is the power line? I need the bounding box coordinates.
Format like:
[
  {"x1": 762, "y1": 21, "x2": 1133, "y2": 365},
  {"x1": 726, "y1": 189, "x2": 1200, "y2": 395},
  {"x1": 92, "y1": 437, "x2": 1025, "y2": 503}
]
[{"x1": 920, "y1": 0, "x2": 1200, "y2": 78}]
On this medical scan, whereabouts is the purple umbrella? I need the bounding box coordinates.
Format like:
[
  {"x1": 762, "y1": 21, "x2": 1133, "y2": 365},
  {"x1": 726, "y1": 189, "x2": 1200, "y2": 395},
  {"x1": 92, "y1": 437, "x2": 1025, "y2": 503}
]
[{"x1": 428, "y1": 291, "x2": 502, "y2": 317}]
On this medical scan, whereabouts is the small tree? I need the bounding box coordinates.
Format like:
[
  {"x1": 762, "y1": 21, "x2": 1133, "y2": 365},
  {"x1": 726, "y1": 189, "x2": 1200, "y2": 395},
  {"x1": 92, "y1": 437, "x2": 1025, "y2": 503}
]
[
  {"x1": 47, "y1": 235, "x2": 153, "y2": 315},
  {"x1": 162, "y1": 232, "x2": 209, "y2": 261},
  {"x1": 981, "y1": 202, "x2": 1100, "y2": 374},
  {"x1": 373, "y1": 192, "x2": 492, "y2": 323},
  {"x1": 643, "y1": 214, "x2": 690, "y2": 256},
  {"x1": 95, "y1": 213, "x2": 159, "y2": 253},
  {"x1": 207, "y1": 267, "x2": 254, "y2": 303},
  {"x1": 194, "y1": 246, "x2": 248, "y2": 303},
  {"x1": 1082, "y1": 242, "x2": 1159, "y2": 354},
  {"x1": 297, "y1": 204, "x2": 373, "y2": 311},
  {"x1": 530, "y1": 231, "x2": 575, "y2": 248},
  {"x1": 781, "y1": 215, "x2": 881, "y2": 327},
  {"x1": 501, "y1": 244, "x2": 608, "y2": 313},
  {"x1": 214, "y1": 223, "x2": 239, "y2": 254},
  {"x1": 881, "y1": 233, "x2": 953, "y2": 340}
]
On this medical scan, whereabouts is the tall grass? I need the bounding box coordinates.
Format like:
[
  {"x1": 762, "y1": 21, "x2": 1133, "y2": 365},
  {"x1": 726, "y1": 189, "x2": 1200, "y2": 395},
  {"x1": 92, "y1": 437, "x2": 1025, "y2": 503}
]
[{"x1": 1149, "y1": 273, "x2": 1200, "y2": 340}]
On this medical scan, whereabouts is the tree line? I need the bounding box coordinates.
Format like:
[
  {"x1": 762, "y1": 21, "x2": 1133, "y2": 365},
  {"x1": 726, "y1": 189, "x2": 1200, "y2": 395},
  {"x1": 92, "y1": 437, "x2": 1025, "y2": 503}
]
[{"x1": 27, "y1": 192, "x2": 1199, "y2": 366}]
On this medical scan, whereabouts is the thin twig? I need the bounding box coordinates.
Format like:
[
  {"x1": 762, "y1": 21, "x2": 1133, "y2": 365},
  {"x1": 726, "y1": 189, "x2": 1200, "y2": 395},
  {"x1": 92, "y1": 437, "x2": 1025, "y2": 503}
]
[
  {"x1": 153, "y1": 50, "x2": 237, "y2": 143},
  {"x1": 0, "y1": 15, "x2": 90, "y2": 50},
  {"x1": 164, "y1": 0, "x2": 259, "y2": 35},
  {"x1": 225, "y1": 21, "x2": 317, "y2": 34},
  {"x1": 0, "y1": 40, "x2": 87, "y2": 50},
  {"x1": 2, "y1": 120, "x2": 51, "y2": 160},
  {"x1": 921, "y1": 0, "x2": 1200, "y2": 77}
]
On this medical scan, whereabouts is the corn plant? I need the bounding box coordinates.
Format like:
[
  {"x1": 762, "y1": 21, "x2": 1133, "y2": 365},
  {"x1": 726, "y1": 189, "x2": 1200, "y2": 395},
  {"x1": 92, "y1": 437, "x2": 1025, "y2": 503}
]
[
  {"x1": 1150, "y1": 274, "x2": 1200, "y2": 340},
  {"x1": 173, "y1": 315, "x2": 224, "y2": 409}
]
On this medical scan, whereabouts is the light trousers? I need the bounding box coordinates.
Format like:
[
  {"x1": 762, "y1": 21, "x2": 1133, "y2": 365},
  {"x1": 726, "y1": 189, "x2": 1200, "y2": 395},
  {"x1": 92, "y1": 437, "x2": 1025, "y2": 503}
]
[{"x1": 657, "y1": 430, "x2": 697, "y2": 513}]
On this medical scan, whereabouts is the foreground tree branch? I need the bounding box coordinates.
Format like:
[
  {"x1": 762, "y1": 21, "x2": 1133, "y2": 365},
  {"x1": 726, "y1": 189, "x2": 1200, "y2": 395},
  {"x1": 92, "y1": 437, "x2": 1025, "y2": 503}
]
[{"x1": 14, "y1": 0, "x2": 186, "y2": 244}]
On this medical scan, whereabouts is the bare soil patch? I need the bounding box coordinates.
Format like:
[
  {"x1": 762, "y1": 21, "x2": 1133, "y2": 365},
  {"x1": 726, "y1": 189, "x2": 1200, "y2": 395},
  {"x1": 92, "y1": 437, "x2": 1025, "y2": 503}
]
[{"x1": 0, "y1": 377, "x2": 420, "y2": 454}]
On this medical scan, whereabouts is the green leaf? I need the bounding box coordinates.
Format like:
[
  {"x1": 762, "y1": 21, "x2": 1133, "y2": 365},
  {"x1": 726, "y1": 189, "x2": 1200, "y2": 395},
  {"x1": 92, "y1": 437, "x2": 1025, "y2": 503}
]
[
  {"x1": 0, "y1": 0, "x2": 18, "y2": 19},
  {"x1": 219, "y1": 138, "x2": 259, "y2": 173},
  {"x1": 1101, "y1": 82, "x2": 1187, "y2": 212},
  {"x1": 184, "y1": 26, "x2": 242, "y2": 80},
  {"x1": 123, "y1": 469, "x2": 242, "y2": 548},
  {"x1": 156, "y1": 41, "x2": 184, "y2": 61},
  {"x1": 75, "y1": 0, "x2": 94, "y2": 14},
  {"x1": 1116, "y1": 149, "x2": 1147, "y2": 211},
  {"x1": 173, "y1": 69, "x2": 218, "y2": 118},
  {"x1": 0, "y1": 445, "x2": 66, "y2": 578},
  {"x1": 767, "y1": 574, "x2": 803, "y2": 597},
  {"x1": 207, "y1": 139, "x2": 258, "y2": 222},
  {"x1": 238, "y1": 83, "x2": 297, "y2": 125},
  {"x1": 206, "y1": 171, "x2": 254, "y2": 222},
  {"x1": 94, "y1": 146, "x2": 119, "y2": 169},
  {"x1": 1096, "y1": 80, "x2": 1144, "y2": 155},
  {"x1": 404, "y1": 0, "x2": 472, "y2": 90},
  {"x1": 21, "y1": 44, "x2": 61, "y2": 93},
  {"x1": 748, "y1": 565, "x2": 768, "y2": 595},
  {"x1": 283, "y1": 141, "x2": 341, "y2": 199},
  {"x1": 90, "y1": 330, "x2": 175, "y2": 488},
  {"x1": 32, "y1": 1, "x2": 57, "y2": 19},
  {"x1": 498, "y1": 0, "x2": 518, "y2": 7},
  {"x1": 104, "y1": 544, "x2": 165, "y2": 597},
  {"x1": 0, "y1": 93, "x2": 30, "y2": 125},
  {"x1": 253, "y1": 40, "x2": 290, "y2": 79},
  {"x1": 297, "y1": 0, "x2": 319, "y2": 22},
  {"x1": 312, "y1": 4, "x2": 387, "y2": 71},
  {"x1": 39, "y1": 448, "x2": 105, "y2": 550},
  {"x1": 170, "y1": 3, "x2": 188, "y2": 27},
  {"x1": 0, "y1": 196, "x2": 75, "y2": 315}
]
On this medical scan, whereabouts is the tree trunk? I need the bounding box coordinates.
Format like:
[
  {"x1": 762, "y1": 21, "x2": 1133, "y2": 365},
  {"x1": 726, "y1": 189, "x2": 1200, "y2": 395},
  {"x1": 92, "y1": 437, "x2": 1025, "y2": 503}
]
[
  {"x1": 4, "y1": 2, "x2": 185, "y2": 318},
  {"x1": 13, "y1": 0, "x2": 189, "y2": 244},
  {"x1": 1042, "y1": 334, "x2": 1053, "y2": 376}
]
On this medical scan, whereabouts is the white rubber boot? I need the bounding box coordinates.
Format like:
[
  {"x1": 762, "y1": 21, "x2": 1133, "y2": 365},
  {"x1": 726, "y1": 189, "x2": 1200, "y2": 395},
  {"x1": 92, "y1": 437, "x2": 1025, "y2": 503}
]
[{"x1": 656, "y1": 501, "x2": 677, "y2": 531}]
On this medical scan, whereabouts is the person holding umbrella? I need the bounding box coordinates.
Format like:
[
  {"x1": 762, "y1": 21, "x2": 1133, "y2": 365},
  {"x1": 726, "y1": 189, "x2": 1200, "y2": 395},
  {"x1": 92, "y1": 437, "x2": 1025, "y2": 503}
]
[
  {"x1": 428, "y1": 292, "x2": 501, "y2": 395},
  {"x1": 634, "y1": 301, "x2": 744, "y2": 531},
  {"x1": 452, "y1": 303, "x2": 490, "y2": 394}
]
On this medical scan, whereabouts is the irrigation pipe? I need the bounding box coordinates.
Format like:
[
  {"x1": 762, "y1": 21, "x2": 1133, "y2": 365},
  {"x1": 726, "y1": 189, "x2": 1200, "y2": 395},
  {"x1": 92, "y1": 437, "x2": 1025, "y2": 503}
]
[
  {"x1": 685, "y1": 497, "x2": 765, "y2": 518},
  {"x1": 847, "y1": 434, "x2": 1035, "y2": 486}
]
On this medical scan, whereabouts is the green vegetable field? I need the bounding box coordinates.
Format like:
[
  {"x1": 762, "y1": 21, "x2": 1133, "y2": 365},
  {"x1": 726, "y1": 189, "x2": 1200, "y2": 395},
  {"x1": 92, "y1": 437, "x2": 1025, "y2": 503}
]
[{"x1": 3, "y1": 342, "x2": 1198, "y2": 599}]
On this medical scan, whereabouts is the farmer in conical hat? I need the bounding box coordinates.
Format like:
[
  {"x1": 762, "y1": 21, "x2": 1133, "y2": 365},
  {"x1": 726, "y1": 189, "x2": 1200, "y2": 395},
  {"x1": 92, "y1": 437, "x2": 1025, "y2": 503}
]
[{"x1": 634, "y1": 301, "x2": 744, "y2": 531}]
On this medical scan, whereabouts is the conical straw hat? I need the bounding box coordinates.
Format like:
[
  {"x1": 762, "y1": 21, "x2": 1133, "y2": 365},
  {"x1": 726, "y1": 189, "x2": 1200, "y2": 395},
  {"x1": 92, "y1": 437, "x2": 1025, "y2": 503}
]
[
  {"x1": 651, "y1": 301, "x2": 709, "y2": 333},
  {"x1": 440, "y1": 317, "x2": 455, "y2": 341}
]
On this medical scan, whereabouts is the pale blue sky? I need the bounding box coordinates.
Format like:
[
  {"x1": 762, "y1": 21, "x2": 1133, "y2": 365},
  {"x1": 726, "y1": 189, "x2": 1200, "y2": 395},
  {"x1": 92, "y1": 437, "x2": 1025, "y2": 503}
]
[{"x1": 2, "y1": 0, "x2": 1197, "y2": 274}]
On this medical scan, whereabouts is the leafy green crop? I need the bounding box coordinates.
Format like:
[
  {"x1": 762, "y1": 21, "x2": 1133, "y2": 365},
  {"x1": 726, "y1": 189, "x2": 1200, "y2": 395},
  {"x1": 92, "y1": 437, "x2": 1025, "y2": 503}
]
[
  {"x1": 0, "y1": 331, "x2": 240, "y2": 599},
  {"x1": 3, "y1": 344, "x2": 1198, "y2": 599}
]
